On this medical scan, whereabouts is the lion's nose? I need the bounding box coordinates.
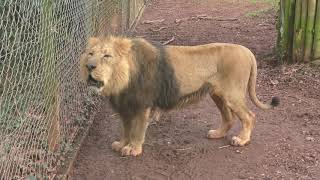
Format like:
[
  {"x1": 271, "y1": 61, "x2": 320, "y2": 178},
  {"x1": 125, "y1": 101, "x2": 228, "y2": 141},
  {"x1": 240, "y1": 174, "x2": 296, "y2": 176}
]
[{"x1": 86, "y1": 63, "x2": 96, "y2": 71}]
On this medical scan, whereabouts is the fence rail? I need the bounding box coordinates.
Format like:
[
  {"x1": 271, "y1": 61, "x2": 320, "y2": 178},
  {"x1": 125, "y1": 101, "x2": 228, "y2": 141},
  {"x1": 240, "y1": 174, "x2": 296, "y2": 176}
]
[{"x1": 0, "y1": 0, "x2": 147, "y2": 179}]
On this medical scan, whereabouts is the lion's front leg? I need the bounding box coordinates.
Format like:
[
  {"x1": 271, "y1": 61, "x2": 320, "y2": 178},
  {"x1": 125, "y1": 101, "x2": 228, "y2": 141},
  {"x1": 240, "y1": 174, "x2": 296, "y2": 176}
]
[
  {"x1": 111, "y1": 119, "x2": 131, "y2": 152},
  {"x1": 151, "y1": 108, "x2": 161, "y2": 122},
  {"x1": 118, "y1": 108, "x2": 151, "y2": 156}
]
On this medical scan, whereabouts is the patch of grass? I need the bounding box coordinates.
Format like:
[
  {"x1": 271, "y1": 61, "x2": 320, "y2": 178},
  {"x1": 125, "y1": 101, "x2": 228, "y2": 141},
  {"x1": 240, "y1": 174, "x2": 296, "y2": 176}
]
[
  {"x1": 246, "y1": 0, "x2": 279, "y2": 17},
  {"x1": 246, "y1": 8, "x2": 269, "y2": 17},
  {"x1": 249, "y1": 0, "x2": 279, "y2": 9}
]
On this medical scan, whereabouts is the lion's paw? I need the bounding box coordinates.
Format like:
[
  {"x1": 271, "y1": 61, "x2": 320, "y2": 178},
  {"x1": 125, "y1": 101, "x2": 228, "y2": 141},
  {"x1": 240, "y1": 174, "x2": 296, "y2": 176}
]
[
  {"x1": 207, "y1": 130, "x2": 225, "y2": 139},
  {"x1": 151, "y1": 110, "x2": 161, "y2": 122},
  {"x1": 111, "y1": 141, "x2": 126, "y2": 152},
  {"x1": 231, "y1": 136, "x2": 250, "y2": 146},
  {"x1": 121, "y1": 144, "x2": 142, "y2": 156}
]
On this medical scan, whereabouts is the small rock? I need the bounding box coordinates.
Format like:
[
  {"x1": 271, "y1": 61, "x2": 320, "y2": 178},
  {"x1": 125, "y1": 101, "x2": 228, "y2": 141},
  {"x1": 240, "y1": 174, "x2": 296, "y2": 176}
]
[
  {"x1": 132, "y1": 176, "x2": 143, "y2": 180},
  {"x1": 306, "y1": 136, "x2": 315, "y2": 142},
  {"x1": 270, "y1": 79, "x2": 279, "y2": 85},
  {"x1": 236, "y1": 149, "x2": 242, "y2": 154},
  {"x1": 238, "y1": 174, "x2": 246, "y2": 179}
]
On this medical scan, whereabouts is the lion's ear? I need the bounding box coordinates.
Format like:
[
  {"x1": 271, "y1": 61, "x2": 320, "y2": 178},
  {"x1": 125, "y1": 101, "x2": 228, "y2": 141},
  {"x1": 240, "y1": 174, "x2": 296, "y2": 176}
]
[
  {"x1": 87, "y1": 37, "x2": 99, "y2": 47},
  {"x1": 112, "y1": 38, "x2": 132, "y2": 56}
]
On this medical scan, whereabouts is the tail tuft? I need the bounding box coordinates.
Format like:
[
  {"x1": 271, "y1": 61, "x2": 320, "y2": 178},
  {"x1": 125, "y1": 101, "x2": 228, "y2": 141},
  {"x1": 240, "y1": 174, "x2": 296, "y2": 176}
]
[{"x1": 271, "y1": 96, "x2": 280, "y2": 107}]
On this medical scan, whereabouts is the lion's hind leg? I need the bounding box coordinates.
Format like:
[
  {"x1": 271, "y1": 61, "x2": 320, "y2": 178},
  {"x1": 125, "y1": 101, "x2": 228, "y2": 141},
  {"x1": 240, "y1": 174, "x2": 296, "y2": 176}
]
[
  {"x1": 207, "y1": 94, "x2": 236, "y2": 139},
  {"x1": 226, "y1": 97, "x2": 256, "y2": 146}
]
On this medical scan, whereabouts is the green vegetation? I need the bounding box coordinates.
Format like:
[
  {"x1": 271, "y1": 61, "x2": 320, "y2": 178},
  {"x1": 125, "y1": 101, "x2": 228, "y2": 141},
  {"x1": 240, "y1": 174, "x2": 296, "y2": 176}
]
[
  {"x1": 278, "y1": 0, "x2": 320, "y2": 62},
  {"x1": 250, "y1": 0, "x2": 280, "y2": 8},
  {"x1": 246, "y1": 0, "x2": 280, "y2": 17},
  {"x1": 246, "y1": 8, "x2": 270, "y2": 17}
]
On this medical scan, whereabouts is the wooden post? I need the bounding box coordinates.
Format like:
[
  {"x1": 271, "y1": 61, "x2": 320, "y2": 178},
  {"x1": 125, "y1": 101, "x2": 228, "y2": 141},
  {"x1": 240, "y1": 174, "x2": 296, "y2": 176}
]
[
  {"x1": 293, "y1": 0, "x2": 302, "y2": 62},
  {"x1": 313, "y1": 0, "x2": 320, "y2": 60},
  {"x1": 279, "y1": 0, "x2": 295, "y2": 61},
  {"x1": 303, "y1": 0, "x2": 317, "y2": 62},
  {"x1": 41, "y1": 0, "x2": 60, "y2": 152}
]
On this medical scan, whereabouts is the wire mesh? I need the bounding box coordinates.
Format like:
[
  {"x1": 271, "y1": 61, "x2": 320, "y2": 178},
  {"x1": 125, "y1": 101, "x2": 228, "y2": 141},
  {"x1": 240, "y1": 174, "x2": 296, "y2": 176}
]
[{"x1": 0, "y1": 0, "x2": 146, "y2": 179}]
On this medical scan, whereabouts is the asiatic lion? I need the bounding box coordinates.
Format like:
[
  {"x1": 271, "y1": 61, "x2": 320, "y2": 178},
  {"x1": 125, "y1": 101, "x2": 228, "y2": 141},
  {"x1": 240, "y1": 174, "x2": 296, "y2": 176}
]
[{"x1": 80, "y1": 36, "x2": 279, "y2": 156}]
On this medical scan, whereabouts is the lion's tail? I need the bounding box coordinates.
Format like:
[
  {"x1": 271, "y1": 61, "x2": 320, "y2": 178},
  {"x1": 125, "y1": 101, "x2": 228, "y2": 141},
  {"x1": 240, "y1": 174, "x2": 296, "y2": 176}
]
[{"x1": 247, "y1": 50, "x2": 280, "y2": 110}]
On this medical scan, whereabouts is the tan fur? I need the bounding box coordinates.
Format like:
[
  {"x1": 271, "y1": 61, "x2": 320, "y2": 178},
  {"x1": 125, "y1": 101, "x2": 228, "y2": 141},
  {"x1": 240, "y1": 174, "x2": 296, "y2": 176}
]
[{"x1": 80, "y1": 36, "x2": 278, "y2": 156}]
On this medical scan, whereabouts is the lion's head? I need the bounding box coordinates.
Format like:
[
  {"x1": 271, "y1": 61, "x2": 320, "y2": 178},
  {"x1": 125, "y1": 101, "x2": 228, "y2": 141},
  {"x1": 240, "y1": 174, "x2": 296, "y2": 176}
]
[{"x1": 80, "y1": 36, "x2": 133, "y2": 96}]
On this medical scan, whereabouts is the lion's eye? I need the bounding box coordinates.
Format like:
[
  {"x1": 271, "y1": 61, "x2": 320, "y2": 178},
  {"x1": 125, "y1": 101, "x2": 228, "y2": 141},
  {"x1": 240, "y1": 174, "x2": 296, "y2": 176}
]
[
  {"x1": 104, "y1": 54, "x2": 112, "y2": 58},
  {"x1": 88, "y1": 52, "x2": 93, "y2": 56}
]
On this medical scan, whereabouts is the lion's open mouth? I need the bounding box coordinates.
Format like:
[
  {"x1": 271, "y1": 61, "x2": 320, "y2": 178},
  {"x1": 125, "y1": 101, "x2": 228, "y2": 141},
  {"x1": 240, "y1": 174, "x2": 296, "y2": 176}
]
[{"x1": 87, "y1": 74, "x2": 104, "y2": 88}]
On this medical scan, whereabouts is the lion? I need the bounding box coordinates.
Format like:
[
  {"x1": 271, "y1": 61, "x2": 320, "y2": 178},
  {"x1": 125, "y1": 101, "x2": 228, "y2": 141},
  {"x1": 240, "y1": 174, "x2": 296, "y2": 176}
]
[{"x1": 80, "y1": 36, "x2": 279, "y2": 156}]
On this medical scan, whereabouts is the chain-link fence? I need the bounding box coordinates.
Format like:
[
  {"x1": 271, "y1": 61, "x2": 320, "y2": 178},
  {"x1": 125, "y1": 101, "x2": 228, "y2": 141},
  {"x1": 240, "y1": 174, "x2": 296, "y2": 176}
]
[{"x1": 0, "y1": 0, "x2": 147, "y2": 179}]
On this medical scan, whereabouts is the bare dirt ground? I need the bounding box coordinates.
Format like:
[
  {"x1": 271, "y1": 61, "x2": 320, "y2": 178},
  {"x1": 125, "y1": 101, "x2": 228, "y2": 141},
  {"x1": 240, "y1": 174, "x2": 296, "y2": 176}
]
[{"x1": 70, "y1": 0, "x2": 320, "y2": 179}]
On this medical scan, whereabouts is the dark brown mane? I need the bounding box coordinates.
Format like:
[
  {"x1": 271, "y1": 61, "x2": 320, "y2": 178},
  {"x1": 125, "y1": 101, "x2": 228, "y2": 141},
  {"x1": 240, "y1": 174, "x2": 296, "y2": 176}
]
[{"x1": 109, "y1": 39, "x2": 180, "y2": 119}]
